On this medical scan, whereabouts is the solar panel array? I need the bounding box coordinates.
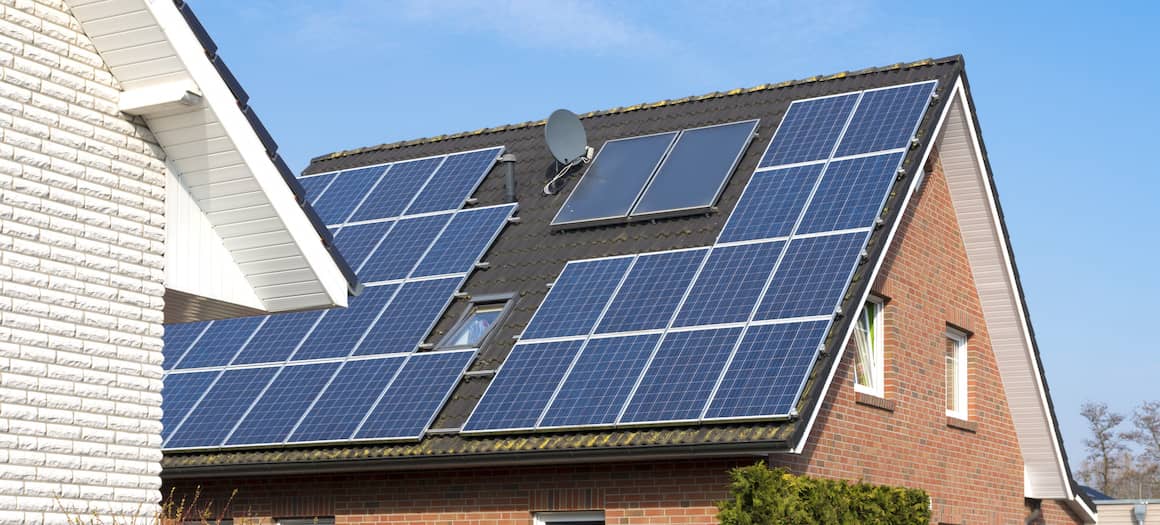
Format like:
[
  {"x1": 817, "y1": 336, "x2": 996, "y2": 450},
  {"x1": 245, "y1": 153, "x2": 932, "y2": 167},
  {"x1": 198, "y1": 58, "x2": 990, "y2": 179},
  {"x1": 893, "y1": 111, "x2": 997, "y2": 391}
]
[
  {"x1": 464, "y1": 81, "x2": 936, "y2": 433},
  {"x1": 162, "y1": 147, "x2": 514, "y2": 449}
]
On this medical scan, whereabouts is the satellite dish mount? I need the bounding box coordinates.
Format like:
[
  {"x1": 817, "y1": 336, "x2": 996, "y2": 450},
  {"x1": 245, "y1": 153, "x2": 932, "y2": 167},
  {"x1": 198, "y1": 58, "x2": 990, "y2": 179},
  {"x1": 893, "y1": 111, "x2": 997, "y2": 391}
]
[{"x1": 543, "y1": 109, "x2": 593, "y2": 195}]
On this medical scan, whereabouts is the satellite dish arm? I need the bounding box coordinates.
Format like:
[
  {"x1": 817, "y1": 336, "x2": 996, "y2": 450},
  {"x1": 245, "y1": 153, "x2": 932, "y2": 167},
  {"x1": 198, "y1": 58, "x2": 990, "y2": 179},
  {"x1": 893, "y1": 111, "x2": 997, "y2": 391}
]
[{"x1": 543, "y1": 146, "x2": 593, "y2": 195}]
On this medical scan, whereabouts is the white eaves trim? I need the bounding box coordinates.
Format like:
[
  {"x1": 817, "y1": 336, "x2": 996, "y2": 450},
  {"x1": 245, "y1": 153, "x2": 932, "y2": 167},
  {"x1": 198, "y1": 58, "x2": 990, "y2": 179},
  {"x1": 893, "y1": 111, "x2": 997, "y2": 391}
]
[
  {"x1": 787, "y1": 76, "x2": 1094, "y2": 523},
  {"x1": 68, "y1": 0, "x2": 351, "y2": 320}
]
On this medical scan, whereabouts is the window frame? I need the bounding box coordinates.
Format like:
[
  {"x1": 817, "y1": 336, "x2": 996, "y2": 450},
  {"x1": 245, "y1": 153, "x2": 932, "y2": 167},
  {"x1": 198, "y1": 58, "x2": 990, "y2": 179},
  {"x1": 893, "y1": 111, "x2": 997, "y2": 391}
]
[
  {"x1": 533, "y1": 511, "x2": 605, "y2": 525},
  {"x1": 852, "y1": 297, "x2": 885, "y2": 398},
  {"x1": 437, "y1": 293, "x2": 514, "y2": 350},
  {"x1": 945, "y1": 327, "x2": 969, "y2": 420}
]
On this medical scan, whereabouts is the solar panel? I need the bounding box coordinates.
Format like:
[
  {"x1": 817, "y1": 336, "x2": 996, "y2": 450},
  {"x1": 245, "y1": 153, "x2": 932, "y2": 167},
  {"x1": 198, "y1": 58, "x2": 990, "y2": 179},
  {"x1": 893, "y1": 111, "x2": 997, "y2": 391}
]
[
  {"x1": 348, "y1": 157, "x2": 443, "y2": 223},
  {"x1": 162, "y1": 321, "x2": 209, "y2": 370},
  {"x1": 405, "y1": 147, "x2": 502, "y2": 215},
  {"x1": 551, "y1": 132, "x2": 677, "y2": 226},
  {"x1": 672, "y1": 241, "x2": 784, "y2": 327},
  {"x1": 290, "y1": 356, "x2": 404, "y2": 442},
  {"x1": 412, "y1": 204, "x2": 515, "y2": 278},
  {"x1": 717, "y1": 164, "x2": 824, "y2": 244},
  {"x1": 703, "y1": 320, "x2": 829, "y2": 419},
  {"x1": 619, "y1": 327, "x2": 741, "y2": 424},
  {"x1": 311, "y1": 165, "x2": 388, "y2": 224},
  {"x1": 539, "y1": 333, "x2": 661, "y2": 428},
  {"x1": 462, "y1": 339, "x2": 584, "y2": 432},
  {"x1": 754, "y1": 232, "x2": 868, "y2": 320},
  {"x1": 291, "y1": 284, "x2": 398, "y2": 361},
  {"x1": 631, "y1": 120, "x2": 757, "y2": 217},
  {"x1": 297, "y1": 173, "x2": 335, "y2": 204},
  {"x1": 595, "y1": 249, "x2": 707, "y2": 334},
  {"x1": 796, "y1": 152, "x2": 904, "y2": 235},
  {"x1": 353, "y1": 277, "x2": 462, "y2": 356},
  {"x1": 165, "y1": 366, "x2": 277, "y2": 449},
  {"x1": 835, "y1": 81, "x2": 936, "y2": 157},
  {"x1": 172, "y1": 316, "x2": 263, "y2": 369},
  {"x1": 521, "y1": 257, "x2": 633, "y2": 340},
  {"x1": 355, "y1": 349, "x2": 475, "y2": 440},
  {"x1": 231, "y1": 310, "x2": 322, "y2": 365},
  {"x1": 332, "y1": 221, "x2": 394, "y2": 271},
  {"x1": 759, "y1": 93, "x2": 859, "y2": 168},
  {"x1": 225, "y1": 362, "x2": 341, "y2": 446},
  {"x1": 357, "y1": 214, "x2": 451, "y2": 283},
  {"x1": 160, "y1": 371, "x2": 218, "y2": 441}
]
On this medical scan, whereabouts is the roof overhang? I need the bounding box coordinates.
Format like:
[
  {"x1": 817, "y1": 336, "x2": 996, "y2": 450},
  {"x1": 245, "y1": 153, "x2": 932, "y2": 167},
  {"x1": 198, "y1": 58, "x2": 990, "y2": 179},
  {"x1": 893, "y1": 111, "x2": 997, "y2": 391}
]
[
  {"x1": 789, "y1": 75, "x2": 1094, "y2": 523},
  {"x1": 67, "y1": 0, "x2": 356, "y2": 322}
]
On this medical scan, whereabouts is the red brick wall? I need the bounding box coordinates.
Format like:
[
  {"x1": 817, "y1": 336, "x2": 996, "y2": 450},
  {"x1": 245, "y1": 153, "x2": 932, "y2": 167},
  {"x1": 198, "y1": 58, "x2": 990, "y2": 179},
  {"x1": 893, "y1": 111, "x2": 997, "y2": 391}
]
[{"x1": 162, "y1": 155, "x2": 1080, "y2": 524}]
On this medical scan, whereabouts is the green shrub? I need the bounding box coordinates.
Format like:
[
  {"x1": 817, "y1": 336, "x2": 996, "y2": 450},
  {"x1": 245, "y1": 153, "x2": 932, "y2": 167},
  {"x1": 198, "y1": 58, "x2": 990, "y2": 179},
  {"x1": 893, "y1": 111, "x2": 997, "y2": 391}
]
[{"x1": 717, "y1": 463, "x2": 930, "y2": 525}]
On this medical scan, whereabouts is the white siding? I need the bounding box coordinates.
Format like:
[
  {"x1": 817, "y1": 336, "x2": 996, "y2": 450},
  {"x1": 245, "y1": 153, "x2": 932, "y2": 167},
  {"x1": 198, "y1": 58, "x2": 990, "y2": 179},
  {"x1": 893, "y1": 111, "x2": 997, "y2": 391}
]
[{"x1": 0, "y1": 0, "x2": 165, "y2": 522}]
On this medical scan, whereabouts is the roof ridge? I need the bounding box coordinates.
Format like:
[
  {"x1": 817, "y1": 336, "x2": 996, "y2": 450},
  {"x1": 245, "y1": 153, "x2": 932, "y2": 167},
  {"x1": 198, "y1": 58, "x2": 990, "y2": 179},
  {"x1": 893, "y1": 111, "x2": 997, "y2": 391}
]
[{"x1": 310, "y1": 55, "x2": 963, "y2": 165}]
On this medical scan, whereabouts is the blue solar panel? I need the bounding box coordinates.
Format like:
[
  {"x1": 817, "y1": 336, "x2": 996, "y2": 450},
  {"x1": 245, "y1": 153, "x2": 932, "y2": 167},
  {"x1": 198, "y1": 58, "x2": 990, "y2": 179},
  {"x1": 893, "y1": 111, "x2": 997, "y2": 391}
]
[
  {"x1": 160, "y1": 371, "x2": 218, "y2": 441},
  {"x1": 354, "y1": 277, "x2": 462, "y2": 356},
  {"x1": 162, "y1": 322, "x2": 209, "y2": 370},
  {"x1": 231, "y1": 310, "x2": 323, "y2": 365},
  {"x1": 225, "y1": 362, "x2": 340, "y2": 446},
  {"x1": 358, "y1": 214, "x2": 451, "y2": 283},
  {"x1": 463, "y1": 339, "x2": 584, "y2": 432},
  {"x1": 297, "y1": 173, "x2": 335, "y2": 205},
  {"x1": 292, "y1": 284, "x2": 398, "y2": 361},
  {"x1": 522, "y1": 257, "x2": 633, "y2": 340},
  {"x1": 539, "y1": 333, "x2": 661, "y2": 428},
  {"x1": 672, "y1": 242, "x2": 784, "y2": 327},
  {"x1": 754, "y1": 232, "x2": 868, "y2": 320},
  {"x1": 703, "y1": 320, "x2": 828, "y2": 419},
  {"x1": 619, "y1": 327, "x2": 741, "y2": 424},
  {"x1": 165, "y1": 366, "x2": 277, "y2": 448},
  {"x1": 290, "y1": 357, "x2": 404, "y2": 442},
  {"x1": 173, "y1": 316, "x2": 263, "y2": 369},
  {"x1": 796, "y1": 152, "x2": 904, "y2": 235},
  {"x1": 348, "y1": 157, "x2": 442, "y2": 222},
  {"x1": 760, "y1": 93, "x2": 858, "y2": 168},
  {"x1": 718, "y1": 164, "x2": 824, "y2": 244},
  {"x1": 595, "y1": 249, "x2": 707, "y2": 334},
  {"x1": 311, "y1": 165, "x2": 388, "y2": 225},
  {"x1": 835, "y1": 82, "x2": 935, "y2": 157},
  {"x1": 412, "y1": 205, "x2": 515, "y2": 278},
  {"x1": 355, "y1": 350, "x2": 475, "y2": 440},
  {"x1": 333, "y1": 221, "x2": 394, "y2": 272},
  {"x1": 405, "y1": 147, "x2": 502, "y2": 215}
]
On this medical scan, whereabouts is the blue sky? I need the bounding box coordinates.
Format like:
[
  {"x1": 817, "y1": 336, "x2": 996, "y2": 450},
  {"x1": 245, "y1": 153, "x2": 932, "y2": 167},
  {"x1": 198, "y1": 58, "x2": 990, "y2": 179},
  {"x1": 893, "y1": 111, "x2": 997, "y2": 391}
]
[{"x1": 187, "y1": 1, "x2": 1158, "y2": 466}]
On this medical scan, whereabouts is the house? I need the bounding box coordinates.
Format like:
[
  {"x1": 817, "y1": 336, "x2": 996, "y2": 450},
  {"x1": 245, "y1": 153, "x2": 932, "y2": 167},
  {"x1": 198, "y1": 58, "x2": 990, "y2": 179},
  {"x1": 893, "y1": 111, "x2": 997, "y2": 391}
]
[
  {"x1": 153, "y1": 32, "x2": 1097, "y2": 525},
  {"x1": 1090, "y1": 497, "x2": 1154, "y2": 525},
  {"x1": 0, "y1": 0, "x2": 355, "y2": 522}
]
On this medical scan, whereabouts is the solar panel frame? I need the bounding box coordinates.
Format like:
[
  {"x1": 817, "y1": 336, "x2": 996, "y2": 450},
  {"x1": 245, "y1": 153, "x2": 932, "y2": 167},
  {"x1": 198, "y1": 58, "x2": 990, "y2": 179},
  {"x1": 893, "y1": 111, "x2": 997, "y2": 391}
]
[
  {"x1": 163, "y1": 366, "x2": 279, "y2": 450},
  {"x1": 460, "y1": 339, "x2": 586, "y2": 433},
  {"x1": 286, "y1": 355, "x2": 406, "y2": 444},
  {"x1": 758, "y1": 92, "x2": 860, "y2": 168},
  {"x1": 223, "y1": 361, "x2": 342, "y2": 447},
  {"x1": 411, "y1": 204, "x2": 517, "y2": 278},
  {"x1": 671, "y1": 241, "x2": 785, "y2": 328},
  {"x1": 716, "y1": 163, "x2": 825, "y2": 244},
  {"x1": 834, "y1": 80, "x2": 937, "y2": 158},
  {"x1": 404, "y1": 146, "x2": 504, "y2": 215},
  {"x1": 356, "y1": 213, "x2": 453, "y2": 283},
  {"x1": 160, "y1": 370, "x2": 219, "y2": 442},
  {"x1": 310, "y1": 165, "x2": 389, "y2": 225},
  {"x1": 537, "y1": 332, "x2": 662, "y2": 430},
  {"x1": 753, "y1": 231, "x2": 870, "y2": 321},
  {"x1": 171, "y1": 315, "x2": 264, "y2": 370},
  {"x1": 594, "y1": 247, "x2": 708, "y2": 334},
  {"x1": 290, "y1": 284, "x2": 400, "y2": 361},
  {"x1": 331, "y1": 220, "x2": 395, "y2": 272},
  {"x1": 346, "y1": 156, "x2": 444, "y2": 223},
  {"x1": 230, "y1": 310, "x2": 323, "y2": 366},
  {"x1": 353, "y1": 276, "x2": 465, "y2": 357},
  {"x1": 795, "y1": 152, "x2": 906, "y2": 235},
  {"x1": 629, "y1": 119, "x2": 759, "y2": 219},
  {"x1": 519, "y1": 255, "x2": 635, "y2": 341},
  {"x1": 352, "y1": 348, "x2": 477, "y2": 441},
  {"x1": 550, "y1": 131, "x2": 679, "y2": 227},
  {"x1": 296, "y1": 172, "x2": 337, "y2": 205}
]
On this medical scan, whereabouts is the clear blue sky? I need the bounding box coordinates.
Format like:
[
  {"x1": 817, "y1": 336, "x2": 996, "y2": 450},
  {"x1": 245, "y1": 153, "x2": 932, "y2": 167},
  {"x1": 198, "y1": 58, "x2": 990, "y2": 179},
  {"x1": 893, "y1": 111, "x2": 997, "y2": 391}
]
[{"x1": 187, "y1": 1, "x2": 1158, "y2": 467}]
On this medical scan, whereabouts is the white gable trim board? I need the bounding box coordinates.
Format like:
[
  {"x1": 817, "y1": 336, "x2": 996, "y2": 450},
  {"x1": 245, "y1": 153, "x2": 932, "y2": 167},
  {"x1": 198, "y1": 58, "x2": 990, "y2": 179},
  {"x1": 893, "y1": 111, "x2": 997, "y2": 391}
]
[
  {"x1": 785, "y1": 76, "x2": 1093, "y2": 523},
  {"x1": 68, "y1": 0, "x2": 352, "y2": 321}
]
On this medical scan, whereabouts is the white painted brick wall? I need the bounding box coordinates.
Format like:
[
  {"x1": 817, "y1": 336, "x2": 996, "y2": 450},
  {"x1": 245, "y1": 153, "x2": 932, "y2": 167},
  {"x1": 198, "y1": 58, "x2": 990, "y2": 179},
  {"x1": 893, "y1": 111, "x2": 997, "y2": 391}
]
[{"x1": 0, "y1": 1, "x2": 167, "y2": 523}]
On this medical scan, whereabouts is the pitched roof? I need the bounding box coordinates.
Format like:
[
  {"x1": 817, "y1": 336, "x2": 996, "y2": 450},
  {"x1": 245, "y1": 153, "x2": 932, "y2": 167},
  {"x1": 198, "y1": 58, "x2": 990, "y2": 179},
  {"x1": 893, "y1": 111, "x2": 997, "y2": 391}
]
[{"x1": 162, "y1": 56, "x2": 964, "y2": 473}]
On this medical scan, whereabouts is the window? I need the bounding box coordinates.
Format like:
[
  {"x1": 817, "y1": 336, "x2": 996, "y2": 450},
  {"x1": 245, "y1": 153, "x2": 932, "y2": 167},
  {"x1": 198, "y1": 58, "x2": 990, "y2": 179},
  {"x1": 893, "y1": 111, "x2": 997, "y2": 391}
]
[
  {"x1": 852, "y1": 298, "x2": 884, "y2": 397},
  {"x1": 534, "y1": 511, "x2": 605, "y2": 525},
  {"x1": 945, "y1": 328, "x2": 968, "y2": 420},
  {"x1": 439, "y1": 295, "x2": 512, "y2": 349}
]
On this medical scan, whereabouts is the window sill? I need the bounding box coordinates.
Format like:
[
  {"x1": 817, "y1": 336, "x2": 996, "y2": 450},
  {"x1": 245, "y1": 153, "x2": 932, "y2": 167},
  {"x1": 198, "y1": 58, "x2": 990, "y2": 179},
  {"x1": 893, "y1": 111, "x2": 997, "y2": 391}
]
[
  {"x1": 946, "y1": 416, "x2": 978, "y2": 433},
  {"x1": 855, "y1": 392, "x2": 895, "y2": 412}
]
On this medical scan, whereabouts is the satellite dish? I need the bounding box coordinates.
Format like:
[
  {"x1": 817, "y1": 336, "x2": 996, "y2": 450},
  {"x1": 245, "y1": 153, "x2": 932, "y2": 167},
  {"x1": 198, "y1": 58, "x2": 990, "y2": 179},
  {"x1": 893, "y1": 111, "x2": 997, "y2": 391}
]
[{"x1": 545, "y1": 109, "x2": 588, "y2": 164}]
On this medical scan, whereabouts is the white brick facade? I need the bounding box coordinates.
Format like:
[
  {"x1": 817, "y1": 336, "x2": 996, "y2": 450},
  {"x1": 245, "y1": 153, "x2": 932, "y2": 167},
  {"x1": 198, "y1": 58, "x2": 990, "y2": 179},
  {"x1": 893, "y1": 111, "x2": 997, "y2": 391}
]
[{"x1": 0, "y1": 0, "x2": 167, "y2": 522}]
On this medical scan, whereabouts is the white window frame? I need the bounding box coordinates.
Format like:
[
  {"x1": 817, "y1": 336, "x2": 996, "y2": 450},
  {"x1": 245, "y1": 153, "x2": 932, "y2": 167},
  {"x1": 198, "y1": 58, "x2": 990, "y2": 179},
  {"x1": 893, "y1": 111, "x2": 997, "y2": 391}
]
[
  {"x1": 533, "y1": 511, "x2": 605, "y2": 525},
  {"x1": 945, "y1": 327, "x2": 968, "y2": 420},
  {"x1": 852, "y1": 298, "x2": 885, "y2": 397}
]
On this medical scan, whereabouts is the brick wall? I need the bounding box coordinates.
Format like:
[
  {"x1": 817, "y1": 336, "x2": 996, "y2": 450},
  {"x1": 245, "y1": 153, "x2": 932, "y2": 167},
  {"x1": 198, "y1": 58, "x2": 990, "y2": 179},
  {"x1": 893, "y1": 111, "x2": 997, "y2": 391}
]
[
  {"x1": 162, "y1": 157, "x2": 1079, "y2": 524},
  {"x1": 0, "y1": 0, "x2": 168, "y2": 522}
]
